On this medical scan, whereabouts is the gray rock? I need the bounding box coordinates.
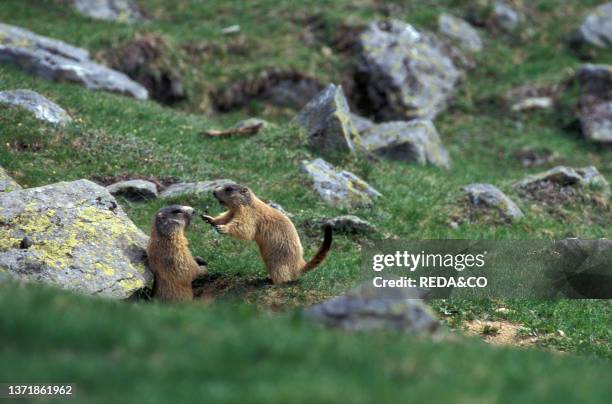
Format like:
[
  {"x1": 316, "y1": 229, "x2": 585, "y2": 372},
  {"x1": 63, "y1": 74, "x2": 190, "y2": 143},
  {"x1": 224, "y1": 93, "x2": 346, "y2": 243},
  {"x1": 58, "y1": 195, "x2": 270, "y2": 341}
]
[
  {"x1": 574, "y1": 3, "x2": 612, "y2": 48},
  {"x1": 160, "y1": 179, "x2": 235, "y2": 199},
  {"x1": 517, "y1": 166, "x2": 609, "y2": 191},
  {"x1": 72, "y1": 0, "x2": 144, "y2": 23},
  {"x1": 234, "y1": 118, "x2": 269, "y2": 130},
  {"x1": 438, "y1": 13, "x2": 483, "y2": 52},
  {"x1": 493, "y1": 0, "x2": 522, "y2": 32},
  {"x1": 0, "y1": 167, "x2": 22, "y2": 193},
  {"x1": 360, "y1": 120, "x2": 451, "y2": 168},
  {"x1": 350, "y1": 113, "x2": 375, "y2": 133},
  {"x1": 463, "y1": 183, "x2": 524, "y2": 220},
  {"x1": 317, "y1": 215, "x2": 375, "y2": 235},
  {"x1": 0, "y1": 23, "x2": 148, "y2": 100},
  {"x1": 0, "y1": 90, "x2": 72, "y2": 126},
  {"x1": 0, "y1": 179, "x2": 152, "y2": 298},
  {"x1": 356, "y1": 19, "x2": 461, "y2": 121},
  {"x1": 576, "y1": 64, "x2": 612, "y2": 144},
  {"x1": 305, "y1": 282, "x2": 439, "y2": 334},
  {"x1": 106, "y1": 179, "x2": 158, "y2": 201},
  {"x1": 294, "y1": 84, "x2": 360, "y2": 155},
  {"x1": 301, "y1": 158, "x2": 381, "y2": 208}
]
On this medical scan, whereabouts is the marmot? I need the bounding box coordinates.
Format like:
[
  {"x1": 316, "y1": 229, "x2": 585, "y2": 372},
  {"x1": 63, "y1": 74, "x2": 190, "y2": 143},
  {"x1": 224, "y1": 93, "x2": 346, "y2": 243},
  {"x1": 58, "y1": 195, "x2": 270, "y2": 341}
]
[
  {"x1": 147, "y1": 205, "x2": 207, "y2": 302},
  {"x1": 201, "y1": 184, "x2": 332, "y2": 284}
]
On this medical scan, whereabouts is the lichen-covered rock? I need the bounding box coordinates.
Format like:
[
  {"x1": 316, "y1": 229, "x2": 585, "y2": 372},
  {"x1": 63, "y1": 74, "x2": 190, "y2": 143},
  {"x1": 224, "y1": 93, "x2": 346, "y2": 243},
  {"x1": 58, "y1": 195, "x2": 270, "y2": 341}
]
[
  {"x1": 0, "y1": 23, "x2": 148, "y2": 100},
  {"x1": 360, "y1": 120, "x2": 451, "y2": 168},
  {"x1": 305, "y1": 282, "x2": 439, "y2": 334},
  {"x1": 106, "y1": 179, "x2": 158, "y2": 201},
  {"x1": 72, "y1": 0, "x2": 144, "y2": 23},
  {"x1": 160, "y1": 179, "x2": 235, "y2": 199},
  {"x1": 492, "y1": 0, "x2": 522, "y2": 32},
  {"x1": 356, "y1": 19, "x2": 461, "y2": 121},
  {"x1": 294, "y1": 84, "x2": 360, "y2": 155},
  {"x1": 0, "y1": 167, "x2": 21, "y2": 193},
  {"x1": 573, "y1": 3, "x2": 612, "y2": 49},
  {"x1": 301, "y1": 158, "x2": 381, "y2": 208},
  {"x1": 576, "y1": 64, "x2": 612, "y2": 144},
  {"x1": 317, "y1": 215, "x2": 375, "y2": 235},
  {"x1": 511, "y1": 97, "x2": 553, "y2": 112},
  {"x1": 463, "y1": 183, "x2": 524, "y2": 220},
  {"x1": 517, "y1": 166, "x2": 609, "y2": 191},
  {"x1": 0, "y1": 90, "x2": 72, "y2": 126},
  {"x1": 438, "y1": 13, "x2": 482, "y2": 52},
  {"x1": 0, "y1": 179, "x2": 151, "y2": 298}
]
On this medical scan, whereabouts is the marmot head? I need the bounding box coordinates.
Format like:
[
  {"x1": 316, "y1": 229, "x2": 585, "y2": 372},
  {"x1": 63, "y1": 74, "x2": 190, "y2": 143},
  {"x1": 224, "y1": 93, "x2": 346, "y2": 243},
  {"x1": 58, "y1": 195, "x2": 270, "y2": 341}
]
[
  {"x1": 213, "y1": 184, "x2": 253, "y2": 208},
  {"x1": 154, "y1": 205, "x2": 194, "y2": 237}
]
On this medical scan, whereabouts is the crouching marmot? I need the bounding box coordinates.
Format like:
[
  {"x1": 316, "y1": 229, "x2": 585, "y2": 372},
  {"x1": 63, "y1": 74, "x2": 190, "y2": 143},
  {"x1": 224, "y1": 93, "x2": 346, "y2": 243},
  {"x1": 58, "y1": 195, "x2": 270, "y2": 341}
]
[
  {"x1": 201, "y1": 184, "x2": 332, "y2": 284},
  {"x1": 147, "y1": 205, "x2": 207, "y2": 302}
]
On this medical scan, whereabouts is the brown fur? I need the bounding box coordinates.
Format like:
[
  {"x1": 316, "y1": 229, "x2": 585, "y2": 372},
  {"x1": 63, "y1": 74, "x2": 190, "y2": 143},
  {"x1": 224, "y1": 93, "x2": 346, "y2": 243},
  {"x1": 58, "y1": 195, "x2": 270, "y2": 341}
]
[
  {"x1": 147, "y1": 205, "x2": 207, "y2": 302},
  {"x1": 202, "y1": 184, "x2": 332, "y2": 284}
]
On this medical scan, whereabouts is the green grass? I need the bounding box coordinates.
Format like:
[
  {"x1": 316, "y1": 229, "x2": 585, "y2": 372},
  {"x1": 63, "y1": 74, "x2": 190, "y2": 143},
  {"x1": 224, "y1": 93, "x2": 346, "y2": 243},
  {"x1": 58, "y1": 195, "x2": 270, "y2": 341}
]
[
  {"x1": 0, "y1": 0, "x2": 611, "y2": 401},
  {"x1": 1, "y1": 285, "x2": 611, "y2": 404}
]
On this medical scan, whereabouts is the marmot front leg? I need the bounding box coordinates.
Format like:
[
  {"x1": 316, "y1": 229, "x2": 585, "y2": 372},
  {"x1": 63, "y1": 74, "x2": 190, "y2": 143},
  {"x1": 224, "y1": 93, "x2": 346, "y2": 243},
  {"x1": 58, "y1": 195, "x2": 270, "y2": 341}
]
[{"x1": 201, "y1": 210, "x2": 233, "y2": 225}]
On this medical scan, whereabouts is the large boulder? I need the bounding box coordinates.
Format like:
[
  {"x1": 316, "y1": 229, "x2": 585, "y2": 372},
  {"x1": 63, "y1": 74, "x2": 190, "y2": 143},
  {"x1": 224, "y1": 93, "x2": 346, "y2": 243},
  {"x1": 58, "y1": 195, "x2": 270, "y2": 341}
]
[
  {"x1": 301, "y1": 158, "x2": 381, "y2": 208},
  {"x1": 160, "y1": 179, "x2": 235, "y2": 199},
  {"x1": 0, "y1": 23, "x2": 148, "y2": 100},
  {"x1": 463, "y1": 183, "x2": 524, "y2": 220},
  {"x1": 314, "y1": 215, "x2": 375, "y2": 235},
  {"x1": 294, "y1": 84, "x2": 360, "y2": 155},
  {"x1": 0, "y1": 90, "x2": 72, "y2": 126},
  {"x1": 0, "y1": 180, "x2": 152, "y2": 298},
  {"x1": 72, "y1": 0, "x2": 144, "y2": 23},
  {"x1": 573, "y1": 3, "x2": 612, "y2": 49},
  {"x1": 359, "y1": 119, "x2": 451, "y2": 168},
  {"x1": 438, "y1": 14, "x2": 483, "y2": 52},
  {"x1": 355, "y1": 19, "x2": 461, "y2": 121},
  {"x1": 305, "y1": 282, "x2": 439, "y2": 334},
  {"x1": 0, "y1": 167, "x2": 21, "y2": 193},
  {"x1": 576, "y1": 64, "x2": 612, "y2": 144}
]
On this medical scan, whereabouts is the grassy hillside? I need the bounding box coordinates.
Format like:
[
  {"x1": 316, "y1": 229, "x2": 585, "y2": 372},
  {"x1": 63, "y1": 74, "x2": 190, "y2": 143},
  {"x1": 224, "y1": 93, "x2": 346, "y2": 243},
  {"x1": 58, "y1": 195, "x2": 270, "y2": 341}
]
[{"x1": 0, "y1": 0, "x2": 611, "y2": 401}]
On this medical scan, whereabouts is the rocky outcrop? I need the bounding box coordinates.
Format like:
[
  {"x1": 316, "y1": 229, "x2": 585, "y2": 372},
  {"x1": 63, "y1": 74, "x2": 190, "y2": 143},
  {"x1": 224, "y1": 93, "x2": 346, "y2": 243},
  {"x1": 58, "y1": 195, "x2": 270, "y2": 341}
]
[
  {"x1": 359, "y1": 119, "x2": 451, "y2": 168},
  {"x1": 305, "y1": 282, "x2": 439, "y2": 334},
  {"x1": 0, "y1": 167, "x2": 22, "y2": 193},
  {"x1": 355, "y1": 19, "x2": 460, "y2": 121},
  {"x1": 72, "y1": 0, "x2": 144, "y2": 23},
  {"x1": 463, "y1": 183, "x2": 524, "y2": 220},
  {"x1": 438, "y1": 14, "x2": 482, "y2": 52},
  {"x1": 0, "y1": 90, "x2": 72, "y2": 126},
  {"x1": 301, "y1": 158, "x2": 381, "y2": 208},
  {"x1": 0, "y1": 23, "x2": 148, "y2": 99},
  {"x1": 573, "y1": 3, "x2": 612, "y2": 49},
  {"x1": 294, "y1": 84, "x2": 360, "y2": 155},
  {"x1": 160, "y1": 179, "x2": 235, "y2": 199},
  {"x1": 0, "y1": 180, "x2": 151, "y2": 298},
  {"x1": 106, "y1": 179, "x2": 158, "y2": 201},
  {"x1": 576, "y1": 64, "x2": 612, "y2": 144}
]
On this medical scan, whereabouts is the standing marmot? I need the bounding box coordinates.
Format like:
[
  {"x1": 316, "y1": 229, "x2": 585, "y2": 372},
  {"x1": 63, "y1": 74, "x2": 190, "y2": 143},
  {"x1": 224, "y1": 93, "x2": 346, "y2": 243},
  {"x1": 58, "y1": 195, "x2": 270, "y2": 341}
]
[
  {"x1": 201, "y1": 184, "x2": 332, "y2": 284},
  {"x1": 147, "y1": 205, "x2": 207, "y2": 302}
]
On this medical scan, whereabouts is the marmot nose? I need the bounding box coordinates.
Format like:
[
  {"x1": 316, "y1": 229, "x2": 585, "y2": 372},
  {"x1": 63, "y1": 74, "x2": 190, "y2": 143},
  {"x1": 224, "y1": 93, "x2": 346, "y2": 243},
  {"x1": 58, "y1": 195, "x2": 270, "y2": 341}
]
[{"x1": 181, "y1": 206, "x2": 194, "y2": 216}]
